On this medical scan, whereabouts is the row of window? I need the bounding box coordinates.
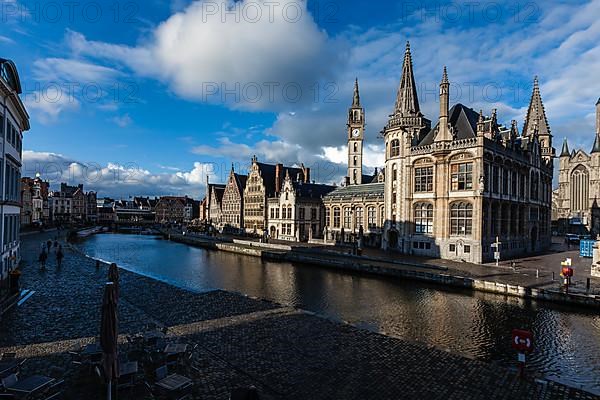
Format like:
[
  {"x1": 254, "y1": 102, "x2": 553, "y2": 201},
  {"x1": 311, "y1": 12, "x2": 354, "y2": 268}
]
[
  {"x1": 326, "y1": 206, "x2": 385, "y2": 230},
  {"x1": 0, "y1": 115, "x2": 23, "y2": 155},
  {"x1": 483, "y1": 163, "x2": 551, "y2": 203},
  {"x1": 391, "y1": 162, "x2": 475, "y2": 196},
  {"x1": 3, "y1": 214, "x2": 19, "y2": 247},
  {"x1": 4, "y1": 162, "x2": 20, "y2": 202},
  {"x1": 412, "y1": 202, "x2": 473, "y2": 235}
]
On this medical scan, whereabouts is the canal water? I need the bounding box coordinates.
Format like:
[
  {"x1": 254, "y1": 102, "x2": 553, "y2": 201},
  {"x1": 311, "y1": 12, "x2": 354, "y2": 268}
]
[{"x1": 77, "y1": 233, "x2": 600, "y2": 394}]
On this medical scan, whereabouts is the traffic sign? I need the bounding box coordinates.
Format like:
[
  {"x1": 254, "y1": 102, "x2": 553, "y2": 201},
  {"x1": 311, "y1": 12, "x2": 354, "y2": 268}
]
[{"x1": 512, "y1": 329, "x2": 534, "y2": 352}]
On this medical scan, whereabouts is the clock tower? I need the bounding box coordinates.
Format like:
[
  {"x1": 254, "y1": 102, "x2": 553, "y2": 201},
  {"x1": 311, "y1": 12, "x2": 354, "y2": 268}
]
[{"x1": 348, "y1": 78, "x2": 364, "y2": 185}]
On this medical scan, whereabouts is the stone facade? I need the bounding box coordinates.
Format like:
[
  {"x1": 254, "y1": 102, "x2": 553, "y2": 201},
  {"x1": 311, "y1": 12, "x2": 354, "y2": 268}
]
[
  {"x1": 243, "y1": 156, "x2": 310, "y2": 234},
  {"x1": 554, "y1": 99, "x2": 600, "y2": 235},
  {"x1": 379, "y1": 43, "x2": 554, "y2": 263},
  {"x1": 221, "y1": 166, "x2": 246, "y2": 232},
  {"x1": 323, "y1": 183, "x2": 385, "y2": 248},
  {"x1": 267, "y1": 172, "x2": 335, "y2": 241}
]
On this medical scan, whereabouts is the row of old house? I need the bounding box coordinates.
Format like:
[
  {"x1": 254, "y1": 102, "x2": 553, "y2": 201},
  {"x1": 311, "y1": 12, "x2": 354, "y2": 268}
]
[
  {"x1": 202, "y1": 156, "x2": 367, "y2": 242},
  {"x1": 20, "y1": 177, "x2": 201, "y2": 227}
]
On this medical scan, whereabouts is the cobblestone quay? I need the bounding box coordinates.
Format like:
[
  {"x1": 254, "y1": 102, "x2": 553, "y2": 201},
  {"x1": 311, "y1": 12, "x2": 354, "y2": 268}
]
[{"x1": 0, "y1": 232, "x2": 597, "y2": 399}]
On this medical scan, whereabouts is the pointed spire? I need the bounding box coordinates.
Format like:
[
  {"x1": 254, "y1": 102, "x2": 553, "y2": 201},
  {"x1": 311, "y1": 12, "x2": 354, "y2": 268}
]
[
  {"x1": 523, "y1": 75, "x2": 551, "y2": 138},
  {"x1": 510, "y1": 120, "x2": 518, "y2": 142},
  {"x1": 393, "y1": 41, "x2": 421, "y2": 116},
  {"x1": 592, "y1": 134, "x2": 600, "y2": 153},
  {"x1": 442, "y1": 66, "x2": 448, "y2": 84},
  {"x1": 477, "y1": 109, "x2": 485, "y2": 136},
  {"x1": 571, "y1": 149, "x2": 576, "y2": 158},
  {"x1": 352, "y1": 78, "x2": 360, "y2": 107}
]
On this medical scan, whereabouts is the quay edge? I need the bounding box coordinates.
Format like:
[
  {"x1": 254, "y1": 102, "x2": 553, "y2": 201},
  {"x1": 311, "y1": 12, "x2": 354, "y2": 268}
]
[{"x1": 163, "y1": 232, "x2": 600, "y2": 310}]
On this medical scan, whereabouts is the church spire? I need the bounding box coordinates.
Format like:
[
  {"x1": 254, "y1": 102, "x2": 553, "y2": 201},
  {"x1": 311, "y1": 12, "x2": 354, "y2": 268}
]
[
  {"x1": 394, "y1": 41, "x2": 420, "y2": 117},
  {"x1": 523, "y1": 76, "x2": 551, "y2": 138},
  {"x1": 352, "y1": 78, "x2": 360, "y2": 107},
  {"x1": 560, "y1": 138, "x2": 570, "y2": 157}
]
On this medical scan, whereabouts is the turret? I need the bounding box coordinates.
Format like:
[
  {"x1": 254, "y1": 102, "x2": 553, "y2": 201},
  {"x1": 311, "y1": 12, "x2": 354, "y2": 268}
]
[
  {"x1": 523, "y1": 76, "x2": 554, "y2": 161},
  {"x1": 435, "y1": 67, "x2": 451, "y2": 142},
  {"x1": 560, "y1": 138, "x2": 570, "y2": 157}
]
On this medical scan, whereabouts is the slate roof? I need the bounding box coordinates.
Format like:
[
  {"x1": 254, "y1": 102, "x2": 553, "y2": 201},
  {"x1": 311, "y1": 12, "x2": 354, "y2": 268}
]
[
  {"x1": 234, "y1": 173, "x2": 247, "y2": 192},
  {"x1": 292, "y1": 182, "x2": 336, "y2": 198},
  {"x1": 324, "y1": 182, "x2": 385, "y2": 200},
  {"x1": 213, "y1": 187, "x2": 225, "y2": 203},
  {"x1": 417, "y1": 103, "x2": 479, "y2": 145}
]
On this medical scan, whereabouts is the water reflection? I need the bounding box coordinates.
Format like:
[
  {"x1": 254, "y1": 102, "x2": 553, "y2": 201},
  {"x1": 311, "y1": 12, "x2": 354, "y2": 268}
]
[{"x1": 77, "y1": 234, "x2": 600, "y2": 394}]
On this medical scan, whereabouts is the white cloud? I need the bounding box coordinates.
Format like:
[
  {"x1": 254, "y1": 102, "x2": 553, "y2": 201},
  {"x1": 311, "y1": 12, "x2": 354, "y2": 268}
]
[
  {"x1": 22, "y1": 150, "x2": 221, "y2": 198},
  {"x1": 24, "y1": 89, "x2": 80, "y2": 123},
  {"x1": 32, "y1": 58, "x2": 122, "y2": 83},
  {"x1": 64, "y1": 0, "x2": 347, "y2": 111}
]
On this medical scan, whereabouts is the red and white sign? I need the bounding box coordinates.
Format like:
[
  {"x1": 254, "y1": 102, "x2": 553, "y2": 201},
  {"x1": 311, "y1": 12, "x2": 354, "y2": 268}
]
[{"x1": 512, "y1": 329, "x2": 534, "y2": 352}]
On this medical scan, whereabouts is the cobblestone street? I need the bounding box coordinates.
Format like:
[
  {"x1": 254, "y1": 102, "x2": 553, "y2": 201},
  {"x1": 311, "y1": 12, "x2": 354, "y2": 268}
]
[{"x1": 1, "y1": 232, "x2": 597, "y2": 399}]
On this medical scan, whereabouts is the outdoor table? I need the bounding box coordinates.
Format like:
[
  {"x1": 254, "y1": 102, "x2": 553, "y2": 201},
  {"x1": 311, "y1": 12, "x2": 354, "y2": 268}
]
[
  {"x1": 6, "y1": 375, "x2": 54, "y2": 395},
  {"x1": 156, "y1": 373, "x2": 192, "y2": 391},
  {"x1": 119, "y1": 361, "x2": 138, "y2": 377},
  {"x1": 164, "y1": 344, "x2": 188, "y2": 354},
  {"x1": 0, "y1": 360, "x2": 18, "y2": 376}
]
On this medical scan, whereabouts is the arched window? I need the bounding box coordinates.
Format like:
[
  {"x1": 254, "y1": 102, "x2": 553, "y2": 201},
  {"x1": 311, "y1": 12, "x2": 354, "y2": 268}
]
[
  {"x1": 367, "y1": 206, "x2": 376, "y2": 229},
  {"x1": 414, "y1": 203, "x2": 433, "y2": 234},
  {"x1": 450, "y1": 202, "x2": 473, "y2": 235},
  {"x1": 325, "y1": 208, "x2": 331, "y2": 226},
  {"x1": 353, "y1": 142, "x2": 358, "y2": 152},
  {"x1": 333, "y1": 207, "x2": 341, "y2": 228},
  {"x1": 571, "y1": 165, "x2": 589, "y2": 212},
  {"x1": 353, "y1": 156, "x2": 357, "y2": 166},
  {"x1": 390, "y1": 139, "x2": 400, "y2": 157},
  {"x1": 355, "y1": 207, "x2": 363, "y2": 229}
]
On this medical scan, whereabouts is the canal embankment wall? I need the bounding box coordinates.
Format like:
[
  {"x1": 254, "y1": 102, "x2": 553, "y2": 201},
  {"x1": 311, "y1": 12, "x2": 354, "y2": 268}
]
[{"x1": 163, "y1": 233, "x2": 600, "y2": 309}]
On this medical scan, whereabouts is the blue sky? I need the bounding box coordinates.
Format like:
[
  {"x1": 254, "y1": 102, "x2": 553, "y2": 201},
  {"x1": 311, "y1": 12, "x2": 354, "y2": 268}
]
[{"x1": 1, "y1": 0, "x2": 599, "y2": 198}]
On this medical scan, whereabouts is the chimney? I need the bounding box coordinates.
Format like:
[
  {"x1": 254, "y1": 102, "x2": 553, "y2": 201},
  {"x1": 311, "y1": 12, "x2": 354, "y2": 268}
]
[
  {"x1": 275, "y1": 163, "x2": 283, "y2": 193},
  {"x1": 304, "y1": 167, "x2": 310, "y2": 183}
]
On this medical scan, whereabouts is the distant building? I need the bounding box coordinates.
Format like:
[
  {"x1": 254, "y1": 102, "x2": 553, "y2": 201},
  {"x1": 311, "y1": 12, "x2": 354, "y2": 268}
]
[
  {"x1": 97, "y1": 198, "x2": 116, "y2": 224},
  {"x1": 49, "y1": 191, "x2": 73, "y2": 223},
  {"x1": 554, "y1": 99, "x2": 600, "y2": 235},
  {"x1": 208, "y1": 185, "x2": 225, "y2": 226},
  {"x1": 20, "y1": 176, "x2": 50, "y2": 226},
  {"x1": 221, "y1": 165, "x2": 247, "y2": 231},
  {"x1": 86, "y1": 191, "x2": 98, "y2": 223},
  {"x1": 0, "y1": 58, "x2": 29, "y2": 305},
  {"x1": 183, "y1": 197, "x2": 200, "y2": 222},
  {"x1": 113, "y1": 198, "x2": 155, "y2": 223},
  {"x1": 155, "y1": 196, "x2": 186, "y2": 224},
  {"x1": 267, "y1": 172, "x2": 335, "y2": 241},
  {"x1": 243, "y1": 156, "x2": 310, "y2": 233}
]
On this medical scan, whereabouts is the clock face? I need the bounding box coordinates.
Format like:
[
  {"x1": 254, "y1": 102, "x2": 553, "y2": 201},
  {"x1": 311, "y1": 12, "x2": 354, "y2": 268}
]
[{"x1": 352, "y1": 128, "x2": 361, "y2": 138}]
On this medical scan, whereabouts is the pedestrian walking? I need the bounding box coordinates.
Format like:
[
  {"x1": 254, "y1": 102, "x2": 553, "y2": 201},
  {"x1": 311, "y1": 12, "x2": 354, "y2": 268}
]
[
  {"x1": 56, "y1": 245, "x2": 64, "y2": 268},
  {"x1": 46, "y1": 239, "x2": 52, "y2": 252},
  {"x1": 39, "y1": 248, "x2": 48, "y2": 270}
]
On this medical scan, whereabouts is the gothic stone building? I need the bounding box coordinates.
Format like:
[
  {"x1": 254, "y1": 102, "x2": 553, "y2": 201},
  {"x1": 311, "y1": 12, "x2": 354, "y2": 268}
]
[
  {"x1": 380, "y1": 43, "x2": 553, "y2": 263},
  {"x1": 323, "y1": 79, "x2": 386, "y2": 248},
  {"x1": 243, "y1": 156, "x2": 310, "y2": 234},
  {"x1": 554, "y1": 99, "x2": 600, "y2": 235},
  {"x1": 267, "y1": 172, "x2": 335, "y2": 241}
]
